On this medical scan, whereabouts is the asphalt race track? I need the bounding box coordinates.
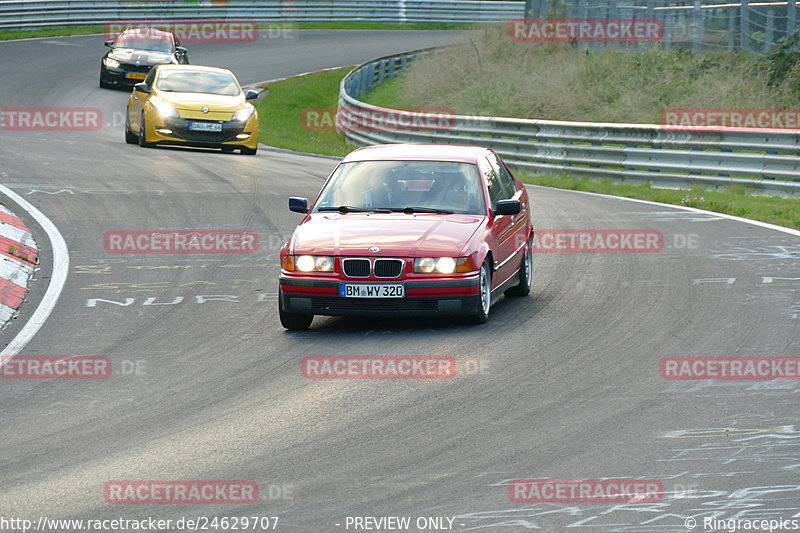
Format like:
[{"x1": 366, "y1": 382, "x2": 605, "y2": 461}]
[{"x1": 1, "y1": 29, "x2": 800, "y2": 532}]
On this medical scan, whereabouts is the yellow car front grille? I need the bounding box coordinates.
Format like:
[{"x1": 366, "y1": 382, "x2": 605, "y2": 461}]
[{"x1": 179, "y1": 110, "x2": 233, "y2": 121}]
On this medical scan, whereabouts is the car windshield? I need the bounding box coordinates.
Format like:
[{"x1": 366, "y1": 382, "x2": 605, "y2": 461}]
[
  {"x1": 114, "y1": 31, "x2": 175, "y2": 53},
  {"x1": 155, "y1": 70, "x2": 241, "y2": 96},
  {"x1": 314, "y1": 160, "x2": 486, "y2": 215}
]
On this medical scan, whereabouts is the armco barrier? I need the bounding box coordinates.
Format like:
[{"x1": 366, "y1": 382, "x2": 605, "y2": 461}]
[
  {"x1": 0, "y1": 0, "x2": 523, "y2": 30},
  {"x1": 337, "y1": 49, "x2": 800, "y2": 196}
]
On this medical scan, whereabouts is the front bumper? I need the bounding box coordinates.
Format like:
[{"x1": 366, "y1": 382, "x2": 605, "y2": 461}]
[
  {"x1": 146, "y1": 113, "x2": 258, "y2": 149},
  {"x1": 279, "y1": 276, "x2": 481, "y2": 317},
  {"x1": 101, "y1": 65, "x2": 152, "y2": 87}
]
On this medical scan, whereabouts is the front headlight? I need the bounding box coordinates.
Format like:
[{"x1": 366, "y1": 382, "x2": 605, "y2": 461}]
[
  {"x1": 150, "y1": 98, "x2": 178, "y2": 119},
  {"x1": 414, "y1": 257, "x2": 473, "y2": 274},
  {"x1": 233, "y1": 105, "x2": 255, "y2": 122},
  {"x1": 103, "y1": 57, "x2": 120, "y2": 69},
  {"x1": 284, "y1": 255, "x2": 334, "y2": 273}
]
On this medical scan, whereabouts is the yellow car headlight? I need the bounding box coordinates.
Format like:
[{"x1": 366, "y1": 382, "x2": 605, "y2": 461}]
[
  {"x1": 286, "y1": 255, "x2": 334, "y2": 273},
  {"x1": 233, "y1": 105, "x2": 255, "y2": 122},
  {"x1": 151, "y1": 98, "x2": 178, "y2": 119}
]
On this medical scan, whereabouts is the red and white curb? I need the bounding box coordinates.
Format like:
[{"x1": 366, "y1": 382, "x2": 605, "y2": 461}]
[{"x1": 0, "y1": 204, "x2": 38, "y2": 329}]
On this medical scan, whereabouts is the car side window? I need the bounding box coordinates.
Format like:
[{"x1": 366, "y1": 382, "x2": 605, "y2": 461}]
[
  {"x1": 480, "y1": 157, "x2": 505, "y2": 212},
  {"x1": 488, "y1": 153, "x2": 517, "y2": 199}
]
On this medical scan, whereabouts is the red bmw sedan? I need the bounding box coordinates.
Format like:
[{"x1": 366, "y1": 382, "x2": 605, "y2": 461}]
[{"x1": 278, "y1": 144, "x2": 534, "y2": 330}]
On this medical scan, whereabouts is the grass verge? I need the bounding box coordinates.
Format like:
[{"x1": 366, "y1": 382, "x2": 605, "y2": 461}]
[
  {"x1": 254, "y1": 67, "x2": 356, "y2": 157},
  {"x1": 363, "y1": 24, "x2": 800, "y2": 123},
  {"x1": 0, "y1": 25, "x2": 105, "y2": 41}
]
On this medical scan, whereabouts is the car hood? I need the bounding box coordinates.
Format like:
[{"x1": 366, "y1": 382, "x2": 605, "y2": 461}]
[
  {"x1": 108, "y1": 48, "x2": 173, "y2": 65},
  {"x1": 291, "y1": 213, "x2": 485, "y2": 257},
  {"x1": 155, "y1": 91, "x2": 246, "y2": 113}
]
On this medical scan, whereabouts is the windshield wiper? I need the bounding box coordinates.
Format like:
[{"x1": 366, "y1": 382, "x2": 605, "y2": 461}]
[
  {"x1": 318, "y1": 205, "x2": 391, "y2": 213},
  {"x1": 394, "y1": 206, "x2": 455, "y2": 214}
]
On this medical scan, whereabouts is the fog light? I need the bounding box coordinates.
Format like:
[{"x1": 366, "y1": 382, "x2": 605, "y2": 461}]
[
  {"x1": 156, "y1": 128, "x2": 172, "y2": 134},
  {"x1": 236, "y1": 133, "x2": 251, "y2": 139}
]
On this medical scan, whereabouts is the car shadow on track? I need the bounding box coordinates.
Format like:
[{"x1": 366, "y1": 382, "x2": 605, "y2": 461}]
[
  {"x1": 282, "y1": 291, "x2": 552, "y2": 335},
  {"x1": 134, "y1": 145, "x2": 251, "y2": 156}
]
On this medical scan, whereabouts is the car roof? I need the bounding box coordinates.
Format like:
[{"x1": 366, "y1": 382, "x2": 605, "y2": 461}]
[{"x1": 341, "y1": 144, "x2": 492, "y2": 164}]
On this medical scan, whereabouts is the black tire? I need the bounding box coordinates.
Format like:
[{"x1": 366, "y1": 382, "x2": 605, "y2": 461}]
[
  {"x1": 279, "y1": 301, "x2": 313, "y2": 330},
  {"x1": 124, "y1": 108, "x2": 138, "y2": 144},
  {"x1": 240, "y1": 145, "x2": 257, "y2": 155},
  {"x1": 99, "y1": 68, "x2": 111, "y2": 89},
  {"x1": 469, "y1": 260, "x2": 492, "y2": 324},
  {"x1": 505, "y1": 236, "x2": 532, "y2": 297},
  {"x1": 138, "y1": 113, "x2": 153, "y2": 148}
]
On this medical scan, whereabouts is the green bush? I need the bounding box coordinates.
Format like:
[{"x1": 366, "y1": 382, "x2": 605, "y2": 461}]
[{"x1": 767, "y1": 31, "x2": 800, "y2": 87}]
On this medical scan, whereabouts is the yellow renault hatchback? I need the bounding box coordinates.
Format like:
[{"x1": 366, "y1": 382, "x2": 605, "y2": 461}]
[{"x1": 126, "y1": 64, "x2": 259, "y2": 155}]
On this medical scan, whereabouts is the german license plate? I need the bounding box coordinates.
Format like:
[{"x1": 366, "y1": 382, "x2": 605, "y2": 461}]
[
  {"x1": 189, "y1": 121, "x2": 223, "y2": 132},
  {"x1": 340, "y1": 283, "x2": 404, "y2": 298},
  {"x1": 125, "y1": 72, "x2": 147, "y2": 80}
]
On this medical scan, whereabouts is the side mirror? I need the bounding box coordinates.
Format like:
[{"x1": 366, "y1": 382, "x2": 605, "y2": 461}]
[
  {"x1": 133, "y1": 82, "x2": 151, "y2": 94},
  {"x1": 176, "y1": 46, "x2": 188, "y2": 54},
  {"x1": 495, "y1": 199, "x2": 521, "y2": 216},
  {"x1": 245, "y1": 88, "x2": 259, "y2": 100},
  {"x1": 289, "y1": 197, "x2": 308, "y2": 214},
  {"x1": 104, "y1": 41, "x2": 114, "y2": 47}
]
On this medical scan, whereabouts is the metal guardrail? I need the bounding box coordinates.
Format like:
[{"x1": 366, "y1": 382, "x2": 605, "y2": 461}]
[
  {"x1": 337, "y1": 49, "x2": 800, "y2": 196},
  {"x1": 0, "y1": 0, "x2": 524, "y2": 30}
]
